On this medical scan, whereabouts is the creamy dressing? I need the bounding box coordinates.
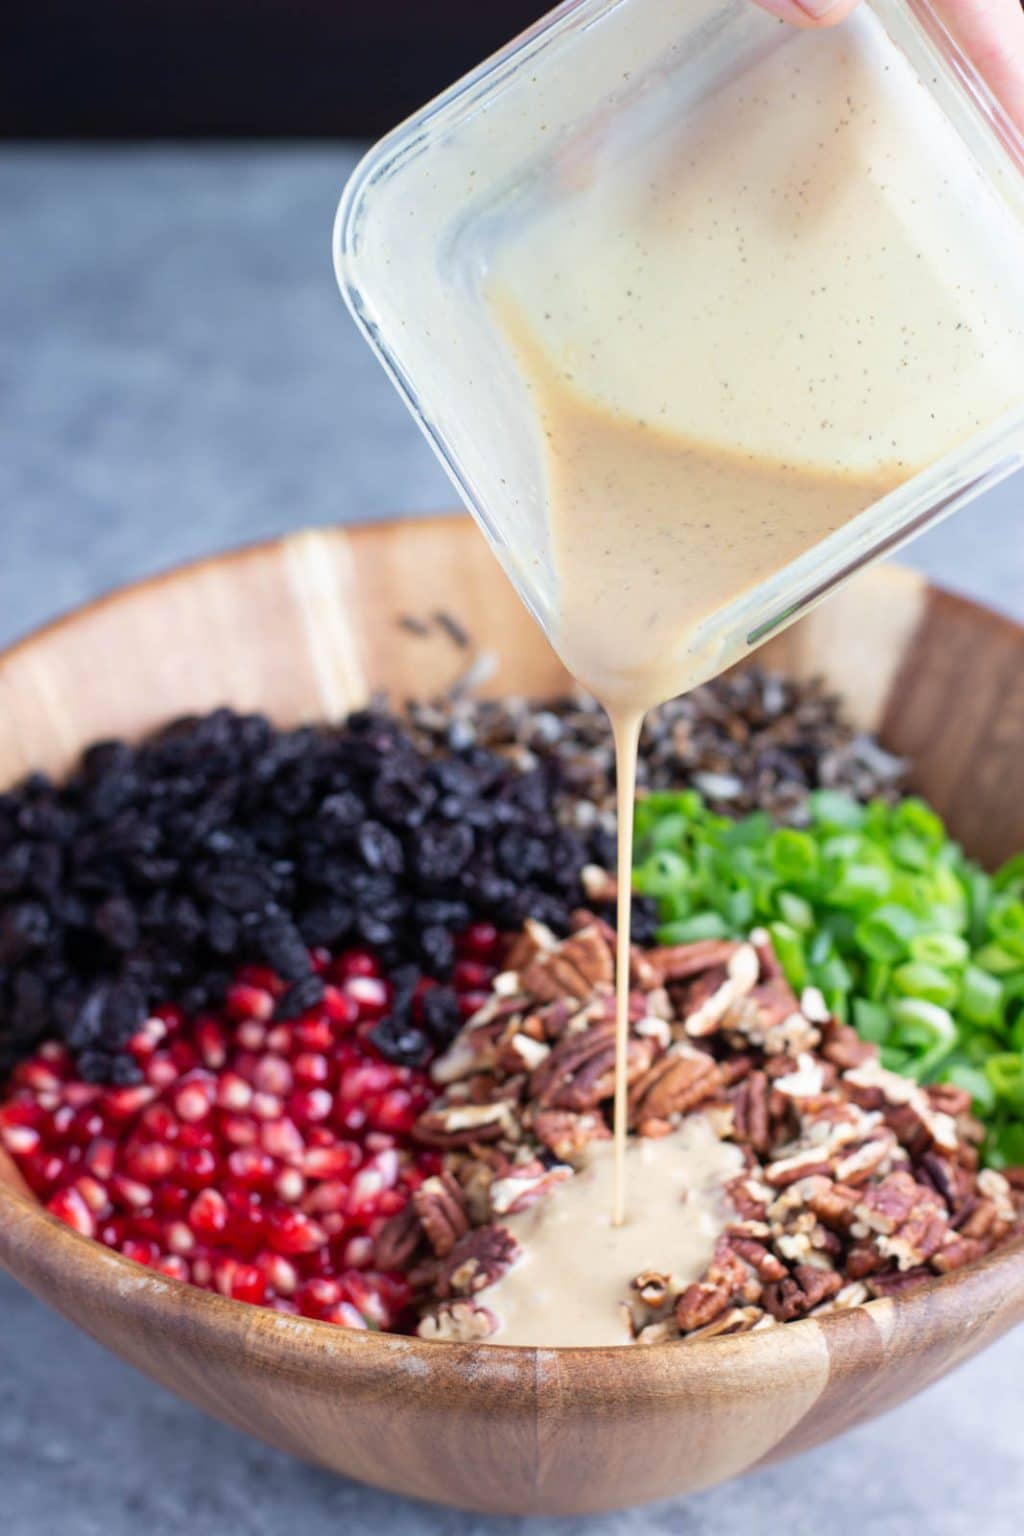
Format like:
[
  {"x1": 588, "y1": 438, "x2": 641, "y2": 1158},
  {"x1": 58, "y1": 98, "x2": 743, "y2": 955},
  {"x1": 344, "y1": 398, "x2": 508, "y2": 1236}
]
[
  {"x1": 484, "y1": 1119, "x2": 742, "y2": 1347},
  {"x1": 488, "y1": 22, "x2": 1023, "y2": 1230}
]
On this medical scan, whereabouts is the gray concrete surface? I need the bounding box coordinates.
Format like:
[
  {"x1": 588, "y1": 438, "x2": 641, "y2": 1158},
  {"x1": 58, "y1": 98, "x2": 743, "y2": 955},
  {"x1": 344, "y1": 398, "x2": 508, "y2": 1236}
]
[{"x1": 0, "y1": 147, "x2": 1022, "y2": 1534}]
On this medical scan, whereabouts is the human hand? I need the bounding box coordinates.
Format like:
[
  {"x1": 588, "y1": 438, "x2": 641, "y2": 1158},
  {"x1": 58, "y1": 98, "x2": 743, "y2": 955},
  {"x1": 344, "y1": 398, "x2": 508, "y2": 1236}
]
[{"x1": 751, "y1": 0, "x2": 1024, "y2": 132}]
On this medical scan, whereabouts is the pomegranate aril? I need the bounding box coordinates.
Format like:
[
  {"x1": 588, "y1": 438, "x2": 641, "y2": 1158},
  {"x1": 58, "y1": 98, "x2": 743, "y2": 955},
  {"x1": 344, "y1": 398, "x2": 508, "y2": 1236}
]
[
  {"x1": 85, "y1": 1137, "x2": 117, "y2": 1180},
  {"x1": 341, "y1": 1271, "x2": 394, "y2": 1329},
  {"x1": 2, "y1": 1123, "x2": 40, "y2": 1156},
  {"x1": 288, "y1": 1088, "x2": 332, "y2": 1126},
  {"x1": 189, "y1": 1188, "x2": 229, "y2": 1237},
  {"x1": 293, "y1": 1052, "x2": 330, "y2": 1088},
  {"x1": 304, "y1": 1179, "x2": 350, "y2": 1215},
  {"x1": 176, "y1": 1145, "x2": 220, "y2": 1189},
  {"x1": 265, "y1": 1025, "x2": 292, "y2": 1055},
  {"x1": 218, "y1": 1257, "x2": 268, "y2": 1303},
  {"x1": 334, "y1": 949, "x2": 381, "y2": 981},
  {"x1": 103, "y1": 1085, "x2": 156, "y2": 1120},
  {"x1": 253, "y1": 1054, "x2": 293, "y2": 1096},
  {"x1": 73, "y1": 1175, "x2": 111, "y2": 1216},
  {"x1": 99, "y1": 1215, "x2": 128, "y2": 1247},
  {"x1": 227, "y1": 1147, "x2": 277, "y2": 1191},
  {"x1": 195, "y1": 1017, "x2": 228, "y2": 1069},
  {"x1": 154, "y1": 1183, "x2": 191, "y2": 1217},
  {"x1": 23, "y1": 1151, "x2": 68, "y2": 1193},
  {"x1": 296, "y1": 1277, "x2": 344, "y2": 1317},
  {"x1": 0, "y1": 1099, "x2": 45, "y2": 1130},
  {"x1": 257, "y1": 1112, "x2": 307, "y2": 1155},
  {"x1": 321, "y1": 987, "x2": 358, "y2": 1030},
  {"x1": 341, "y1": 1234, "x2": 374, "y2": 1269},
  {"x1": 219, "y1": 1112, "x2": 259, "y2": 1147},
  {"x1": 258, "y1": 1252, "x2": 299, "y2": 1296},
  {"x1": 266, "y1": 1208, "x2": 328, "y2": 1255},
  {"x1": 47, "y1": 1185, "x2": 96, "y2": 1237},
  {"x1": 369, "y1": 1089, "x2": 417, "y2": 1136},
  {"x1": 165, "y1": 1220, "x2": 196, "y2": 1255},
  {"x1": 345, "y1": 976, "x2": 390, "y2": 1019},
  {"x1": 320, "y1": 1301, "x2": 368, "y2": 1329},
  {"x1": 237, "y1": 1022, "x2": 269, "y2": 1056},
  {"x1": 225, "y1": 983, "x2": 274, "y2": 1023},
  {"x1": 225, "y1": 1198, "x2": 268, "y2": 1255},
  {"x1": 176, "y1": 1125, "x2": 215, "y2": 1155},
  {"x1": 294, "y1": 1016, "x2": 336, "y2": 1051},
  {"x1": 122, "y1": 1238, "x2": 160, "y2": 1267},
  {"x1": 169, "y1": 1039, "x2": 199, "y2": 1073},
  {"x1": 15, "y1": 1059, "x2": 63, "y2": 1094},
  {"x1": 274, "y1": 1167, "x2": 306, "y2": 1204},
  {"x1": 146, "y1": 1053, "x2": 180, "y2": 1089},
  {"x1": 216, "y1": 1072, "x2": 253, "y2": 1111},
  {"x1": 155, "y1": 1255, "x2": 191, "y2": 1282},
  {"x1": 458, "y1": 920, "x2": 502, "y2": 962},
  {"x1": 128, "y1": 1017, "x2": 167, "y2": 1058},
  {"x1": 110, "y1": 1173, "x2": 154, "y2": 1209},
  {"x1": 173, "y1": 1072, "x2": 216, "y2": 1123},
  {"x1": 138, "y1": 1102, "x2": 180, "y2": 1142},
  {"x1": 452, "y1": 959, "x2": 493, "y2": 991},
  {"x1": 251, "y1": 1091, "x2": 284, "y2": 1121},
  {"x1": 302, "y1": 1143, "x2": 360, "y2": 1180},
  {"x1": 334, "y1": 1102, "x2": 367, "y2": 1135},
  {"x1": 123, "y1": 1142, "x2": 177, "y2": 1181}
]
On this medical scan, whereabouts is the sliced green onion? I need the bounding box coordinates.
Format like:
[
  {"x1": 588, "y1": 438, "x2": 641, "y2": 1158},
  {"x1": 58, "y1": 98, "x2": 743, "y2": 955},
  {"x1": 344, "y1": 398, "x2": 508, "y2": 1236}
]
[
  {"x1": 908, "y1": 932, "x2": 969, "y2": 970},
  {"x1": 657, "y1": 912, "x2": 732, "y2": 945}
]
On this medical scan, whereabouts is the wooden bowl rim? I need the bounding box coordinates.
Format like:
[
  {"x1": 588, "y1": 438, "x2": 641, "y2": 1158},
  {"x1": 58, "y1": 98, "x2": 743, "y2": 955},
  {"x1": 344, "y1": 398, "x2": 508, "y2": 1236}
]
[{"x1": 1, "y1": 518, "x2": 1022, "y2": 1384}]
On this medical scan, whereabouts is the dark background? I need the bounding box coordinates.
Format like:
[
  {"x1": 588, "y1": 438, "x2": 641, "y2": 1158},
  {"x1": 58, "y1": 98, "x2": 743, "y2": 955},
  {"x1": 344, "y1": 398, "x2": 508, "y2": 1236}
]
[{"x1": 2, "y1": 1, "x2": 549, "y2": 139}]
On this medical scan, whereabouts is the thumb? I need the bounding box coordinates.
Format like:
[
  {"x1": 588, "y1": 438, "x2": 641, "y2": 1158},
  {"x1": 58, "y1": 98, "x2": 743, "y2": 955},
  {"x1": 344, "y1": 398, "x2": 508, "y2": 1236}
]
[{"x1": 749, "y1": 0, "x2": 861, "y2": 25}]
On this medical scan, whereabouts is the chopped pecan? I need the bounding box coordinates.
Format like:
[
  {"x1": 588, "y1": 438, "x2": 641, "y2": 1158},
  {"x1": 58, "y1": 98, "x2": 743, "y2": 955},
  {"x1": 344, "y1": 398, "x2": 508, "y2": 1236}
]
[
  {"x1": 762, "y1": 1264, "x2": 841, "y2": 1320},
  {"x1": 821, "y1": 1021, "x2": 876, "y2": 1071},
  {"x1": 728, "y1": 1234, "x2": 787, "y2": 1282},
  {"x1": 489, "y1": 1159, "x2": 573, "y2": 1215},
  {"x1": 681, "y1": 944, "x2": 760, "y2": 1036},
  {"x1": 417, "y1": 1301, "x2": 500, "y2": 1342},
  {"x1": 931, "y1": 1234, "x2": 986, "y2": 1274},
  {"x1": 852, "y1": 1170, "x2": 931, "y2": 1235},
  {"x1": 686, "y1": 1304, "x2": 765, "y2": 1340},
  {"x1": 802, "y1": 1176, "x2": 860, "y2": 1230},
  {"x1": 675, "y1": 1280, "x2": 733, "y2": 1332},
  {"x1": 866, "y1": 1265, "x2": 934, "y2": 1298},
  {"x1": 436, "y1": 1224, "x2": 520, "y2": 1298},
  {"x1": 643, "y1": 938, "x2": 740, "y2": 984},
  {"x1": 633, "y1": 1269, "x2": 673, "y2": 1308},
  {"x1": 531, "y1": 1108, "x2": 610, "y2": 1161},
  {"x1": 628, "y1": 1045, "x2": 723, "y2": 1130},
  {"x1": 503, "y1": 919, "x2": 556, "y2": 974},
  {"x1": 413, "y1": 1173, "x2": 470, "y2": 1257},
  {"x1": 414, "y1": 1100, "x2": 518, "y2": 1147}
]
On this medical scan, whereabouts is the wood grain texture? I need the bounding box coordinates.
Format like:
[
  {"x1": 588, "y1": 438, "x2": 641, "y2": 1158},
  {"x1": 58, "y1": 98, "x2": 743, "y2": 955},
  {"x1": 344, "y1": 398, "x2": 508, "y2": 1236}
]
[{"x1": 0, "y1": 518, "x2": 1022, "y2": 1514}]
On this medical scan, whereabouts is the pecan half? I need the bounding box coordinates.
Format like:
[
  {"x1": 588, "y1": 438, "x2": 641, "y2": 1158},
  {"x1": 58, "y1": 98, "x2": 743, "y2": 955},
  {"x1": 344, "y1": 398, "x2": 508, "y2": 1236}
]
[
  {"x1": 374, "y1": 1204, "x2": 423, "y2": 1271},
  {"x1": 413, "y1": 1173, "x2": 470, "y2": 1257},
  {"x1": 529, "y1": 1022, "x2": 653, "y2": 1111},
  {"x1": 628, "y1": 1045, "x2": 723, "y2": 1130},
  {"x1": 731, "y1": 1069, "x2": 771, "y2": 1154},
  {"x1": 436, "y1": 1224, "x2": 520, "y2": 1298}
]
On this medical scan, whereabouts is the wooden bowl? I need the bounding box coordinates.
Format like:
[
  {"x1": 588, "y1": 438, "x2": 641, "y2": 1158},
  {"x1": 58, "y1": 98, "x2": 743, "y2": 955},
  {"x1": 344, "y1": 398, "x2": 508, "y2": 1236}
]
[{"x1": 1, "y1": 517, "x2": 1022, "y2": 1515}]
